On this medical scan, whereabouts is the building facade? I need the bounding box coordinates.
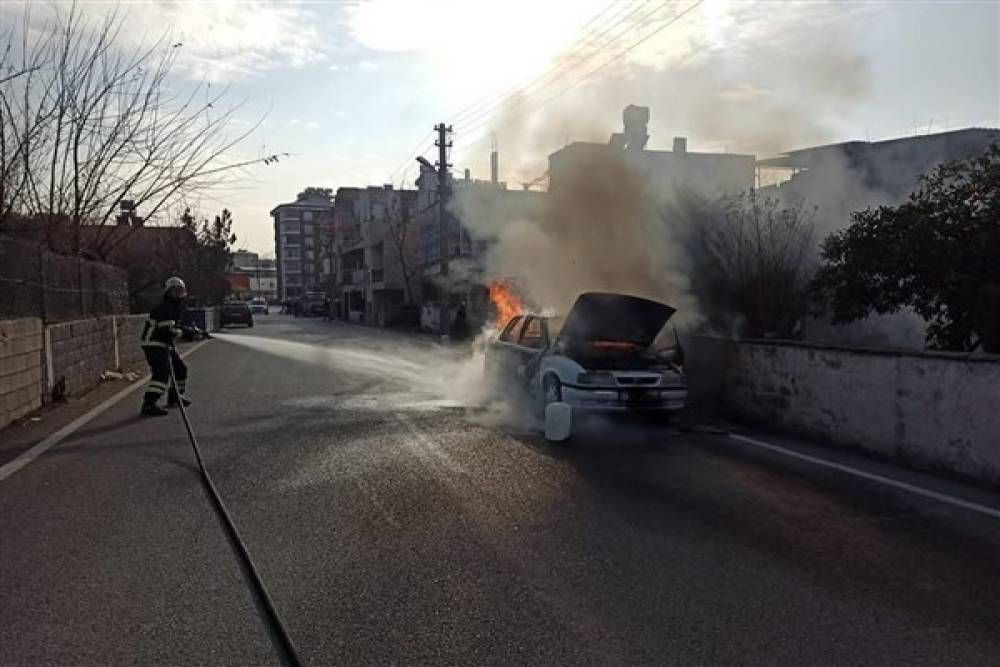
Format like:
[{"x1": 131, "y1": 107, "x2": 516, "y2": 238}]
[
  {"x1": 227, "y1": 250, "x2": 278, "y2": 300},
  {"x1": 332, "y1": 185, "x2": 421, "y2": 325},
  {"x1": 757, "y1": 127, "x2": 1000, "y2": 211},
  {"x1": 271, "y1": 188, "x2": 335, "y2": 300},
  {"x1": 548, "y1": 136, "x2": 755, "y2": 198},
  {"x1": 414, "y1": 166, "x2": 547, "y2": 333}
]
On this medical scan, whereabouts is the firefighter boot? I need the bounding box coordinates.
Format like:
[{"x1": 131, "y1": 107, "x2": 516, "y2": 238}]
[{"x1": 140, "y1": 400, "x2": 169, "y2": 417}]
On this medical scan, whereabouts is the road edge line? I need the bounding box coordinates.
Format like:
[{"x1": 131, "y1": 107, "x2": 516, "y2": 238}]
[
  {"x1": 728, "y1": 433, "x2": 1000, "y2": 521},
  {"x1": 0, "y1": 341, "x2": 209, "y2": 482}
]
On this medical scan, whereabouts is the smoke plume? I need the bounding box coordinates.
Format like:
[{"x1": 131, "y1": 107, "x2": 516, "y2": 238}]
[{"x1": 456, "y1": 150, "x2": 701, "y2": 324}]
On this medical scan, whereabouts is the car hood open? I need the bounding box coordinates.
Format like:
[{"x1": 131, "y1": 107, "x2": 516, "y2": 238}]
[{"x1": 556, "y1": 292, "x2": 676, "y2": 348}]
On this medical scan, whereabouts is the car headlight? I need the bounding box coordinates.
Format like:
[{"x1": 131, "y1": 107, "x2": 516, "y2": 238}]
[{"x1": 577, "y1": 371, "x2": 614, "y2": 385}]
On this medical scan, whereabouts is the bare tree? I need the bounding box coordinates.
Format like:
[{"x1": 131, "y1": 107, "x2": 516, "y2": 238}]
[
  {"x1": 0, "y1": 3, "x2": 282, "y2": 257},
  {"x1": 382, "y1": 193, "x2": 419, "y2": 306},
  {"x1": 682, "y1": 190, "x2": 817, "y2": 338}
]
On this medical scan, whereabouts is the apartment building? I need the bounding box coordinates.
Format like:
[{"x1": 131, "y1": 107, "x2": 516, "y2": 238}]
[
  {"x1": 333, "y1": 185, "x2": 420, "y2": 325},
  {"x1": 270, "y1": 188, "x2": 334, "y2": 300}
]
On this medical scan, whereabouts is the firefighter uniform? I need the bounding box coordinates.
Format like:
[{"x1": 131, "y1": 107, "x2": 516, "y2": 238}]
[{"x1": 140, "y1": 278, "x2": 189, "y2": 415}]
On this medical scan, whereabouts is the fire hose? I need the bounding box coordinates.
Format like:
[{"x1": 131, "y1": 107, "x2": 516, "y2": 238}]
[{"x1": 167, "y1": 351, "x2": 302, "y2": 666}]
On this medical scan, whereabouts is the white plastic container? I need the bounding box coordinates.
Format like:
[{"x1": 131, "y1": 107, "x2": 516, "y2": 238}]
[{"x1": 545, "y1": 402, "x2": 573, "y2": 442}]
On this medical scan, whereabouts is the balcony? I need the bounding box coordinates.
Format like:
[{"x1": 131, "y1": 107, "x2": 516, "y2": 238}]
[{"x1": 341, "y1": 268, "x2": 367, "y2": 285}]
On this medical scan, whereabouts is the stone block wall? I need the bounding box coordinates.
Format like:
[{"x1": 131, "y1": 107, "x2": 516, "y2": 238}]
[
  {"x1": 0, "y1": 318, "x2": 44, "y2": 428},
  {"x1": 46, "y1": 315, "x2": 147, "y2": 399},
  {"x1": 689, "y1": 336, "x2": 1000, "y2": 485}
]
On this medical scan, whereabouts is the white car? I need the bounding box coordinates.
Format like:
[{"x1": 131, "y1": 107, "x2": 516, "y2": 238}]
[{"x1": 485, "y1": 292, "x2": 687, "y2": 416}]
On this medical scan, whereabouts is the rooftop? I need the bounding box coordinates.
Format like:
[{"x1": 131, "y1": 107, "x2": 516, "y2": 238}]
[{"x1": 757, "y1": 127, "x2": 1000, "y2": 169}]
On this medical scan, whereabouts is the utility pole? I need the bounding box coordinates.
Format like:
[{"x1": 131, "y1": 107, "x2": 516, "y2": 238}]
[{"x1": 434, "y1": 123, "x2": 452, "y2": 277}]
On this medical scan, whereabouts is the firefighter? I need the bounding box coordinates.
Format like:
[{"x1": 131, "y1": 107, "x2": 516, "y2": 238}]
[{"x1": 139, "y1": 276, "x2": 191, "y2": 417}]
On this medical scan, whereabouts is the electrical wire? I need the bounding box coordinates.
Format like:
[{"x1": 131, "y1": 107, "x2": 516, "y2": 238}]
[
  {"x1": 454, "y1": 0, "x2": 704, "y2": 160},
  {"x1": 448, "y1": 0, "x2": 645, "y2": 127},
  {"x1": 167, "y1": 352, "x2": 302, "y2": 667},
  {"x1": 451, "y1": 0, "x2": 668, "y2": 135},
  {"x1": 385, "y1": 0, "x2": 644, "y2": 182}
]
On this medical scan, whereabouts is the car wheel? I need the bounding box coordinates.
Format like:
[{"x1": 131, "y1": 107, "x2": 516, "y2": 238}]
[
  {"x1": 248, "y1": 321, "x2": 254, "y2": 328},
  {"x1": 543, "y1": 375, "x2": 562, "y2": 405}
]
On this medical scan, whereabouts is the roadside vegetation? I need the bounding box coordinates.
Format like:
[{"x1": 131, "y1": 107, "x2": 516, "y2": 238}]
[
  {"x1": 0, "y1": 4, "x2": 275, "y2": 308},
  {"x1": 813, "y1": 144, "x2": 1000, "y2": 352}
]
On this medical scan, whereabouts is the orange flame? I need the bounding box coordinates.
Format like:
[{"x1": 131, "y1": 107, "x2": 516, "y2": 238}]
[{"x1": 487, "y1": 280, "x2": 523, "y2": 326}]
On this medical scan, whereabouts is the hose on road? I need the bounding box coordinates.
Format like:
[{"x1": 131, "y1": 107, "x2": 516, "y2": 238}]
[{"x1": 168, "y1": 352, "x2": 303, "y2": 667}]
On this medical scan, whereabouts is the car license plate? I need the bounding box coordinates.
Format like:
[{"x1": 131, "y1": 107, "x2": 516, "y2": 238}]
[{"x1": 624, "y1": 390, "x2": 652, "y2": 404}]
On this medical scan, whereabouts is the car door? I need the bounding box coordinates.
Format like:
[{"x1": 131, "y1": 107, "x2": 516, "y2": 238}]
[
  {"x1": 487, "y1": 316, "x2": 525, "y2": 386},
  {"x1": 512, "y1": 317, "x2": 549, "y2": 388}
]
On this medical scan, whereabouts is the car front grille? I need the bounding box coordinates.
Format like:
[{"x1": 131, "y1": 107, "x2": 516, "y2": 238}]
[{"x1": 615, "y1": 375, "x2": 661, "y2": 386}]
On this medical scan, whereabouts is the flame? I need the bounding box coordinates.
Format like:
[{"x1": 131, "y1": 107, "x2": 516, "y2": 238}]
[{"x1": 487, "y1": 280, "x2": 523, "y2": 326}]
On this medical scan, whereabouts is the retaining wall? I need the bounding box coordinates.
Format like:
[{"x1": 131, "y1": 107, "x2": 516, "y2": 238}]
[
  {"x1": 689, "y1": 336, "x2": 1000, "y2": 485},
  {"x1": 0, "y1": 319, "x2": 44, "y2": 428},
  {"x1": 46, "y1": 315, "x2": 146, "y2": 398},
  {"x1": 0, "y1": 315, "x2": 147, "y2": 430}
]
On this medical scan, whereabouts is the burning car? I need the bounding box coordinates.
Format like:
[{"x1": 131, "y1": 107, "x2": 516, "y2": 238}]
[{"x1": 485, "y1": 292, "x2": 687, "y2": 417}]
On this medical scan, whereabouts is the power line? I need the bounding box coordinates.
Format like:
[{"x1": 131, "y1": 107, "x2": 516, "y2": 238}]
[
  {"x1": 454, "y1": 0, "x2": 704, "y2": 162},
  {"x1": 451, "y1": 0, "x2": 669, "y2": 134},
  {"x1": 449, "y1": 0, "x2": 648, "y2": 128},
  {"x1": 386, "y1": 130, "x2": 434, "y2": 183},
  {"x1": 447, "y1": 0, "x2": 631, "y2": 127},
  {"x1": 384, "y1": 0, "x2": 644, "y2": 183},
  {"x1": 453, "y1": 0, "x2": 686, "y2": 154}
]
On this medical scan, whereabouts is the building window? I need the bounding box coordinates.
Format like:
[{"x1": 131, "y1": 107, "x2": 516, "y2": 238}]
[
  {"x1": 284, "y1": 247, "x2": 300, "y2": 259},
  {"x1": 282, "y1": 220, "x2": 301, "y2": 234},
  {"x1": 284, "y1": 234, "x2": 301, "y2": 246},
  {"x1": 304, "y1": 263, "x2": 314, "y2": 274},
  {"x1": 303, "y1": 224, "x2": 314, "y2": 235},
  {"x1": 284, "y1": 260, "x2": 301, "y2": 272},
  {"x1": 306, "y1": 250, "x2": 315, "y2": 261},
  {"x1": 304, "y1": 236, "x2": 314, "y2": 247},
  {"x1": 303, "y1": 211, "x2": 314, "y2": 222}
]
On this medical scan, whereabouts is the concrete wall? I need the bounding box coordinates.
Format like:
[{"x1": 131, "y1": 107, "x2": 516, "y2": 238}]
[
  {"x1": 0, "y1": 315, "x2": 147, "y2": 429},
  {"x1": 47, "y1": 315, "x2": 146, "y2": 398},
  {"x1": 689, "y1": 336, "x2": 1000, "y2": 485},
  {"x1": 0, "y1": 318, "x2": 44, "y2": 428}
]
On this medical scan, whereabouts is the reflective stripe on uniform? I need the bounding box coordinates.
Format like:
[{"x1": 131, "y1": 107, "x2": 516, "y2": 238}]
[
  {"x1": 147, "y1": 380, "x2": 168, "y2": 391},
  {"x1": 155, "y1": 320, "x2": 176, "y2": 328},
  {"x1": 141, "y1": 340, "x2": 167, "y2": 348}
]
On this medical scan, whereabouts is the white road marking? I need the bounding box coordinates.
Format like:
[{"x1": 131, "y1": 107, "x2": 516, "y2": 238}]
[
  {"x1": 0, "y1": 342, "x2": 208, "y2": 482},
  {"x1": 728, "y1": 433, "x2": 1000, "y2": 521}
]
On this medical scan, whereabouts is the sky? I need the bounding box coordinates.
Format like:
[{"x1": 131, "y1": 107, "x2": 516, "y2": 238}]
[{"x1": 4, "y1": 0, "x2": 998, "y2": 254}]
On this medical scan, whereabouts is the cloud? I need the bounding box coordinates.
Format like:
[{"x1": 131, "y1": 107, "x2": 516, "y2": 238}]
[
  {"x1": 2, "y1": 1, "x2": 328, "y2": 82},
  {"x1": 357, "y1": 60, "x2": 379, "y2": 72}
]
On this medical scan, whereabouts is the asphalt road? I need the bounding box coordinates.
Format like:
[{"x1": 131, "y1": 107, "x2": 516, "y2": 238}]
[{"x1": 2, "y1": 314, "x2": 1000, "y2": 665}]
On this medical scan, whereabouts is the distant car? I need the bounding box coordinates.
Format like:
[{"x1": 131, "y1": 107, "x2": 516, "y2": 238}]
[
  {"x1": 220, "y1": 301, "x2": 254, "y2": 328},
  {"x1": 303, "y1": 292, "x2": 329, "y2": 317},
  {"x1": 485, "y1": 292, "x2": 687, "y2": 418},
  {"x1": 249, "y1": 298, "x2": 268, "y2": 315}
]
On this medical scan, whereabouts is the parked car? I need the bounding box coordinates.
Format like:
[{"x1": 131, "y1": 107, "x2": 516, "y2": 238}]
[
  {"x1": 485, "y1": 292, "x2": 687, "y2": 418},
  {"x1": 303, "y1": 292, "x2": 329, "y2": 317},
  {"x1": 220, "y1": 301, "x2": 254, "y2": 328},
  {"x1": 249, "y1": 298, "x2": 268, "y2": 315}
]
